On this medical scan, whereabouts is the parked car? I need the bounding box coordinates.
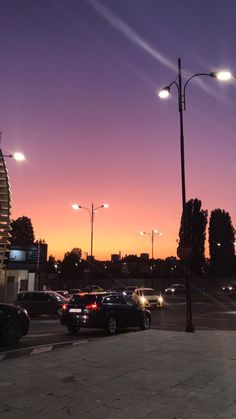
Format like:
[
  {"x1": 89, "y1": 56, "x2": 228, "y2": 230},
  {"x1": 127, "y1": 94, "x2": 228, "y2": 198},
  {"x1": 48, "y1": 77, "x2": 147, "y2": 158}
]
[
  {"x1": 124, "y1": 285, "x2": 139, "y2": 296},
  {"x1": 0, "y1": 303, "x2": 30, "y2": 345},
  {"x1": 164, "y1": 284, "x2": 186, "y2": 295},
  {"x1": 69, "y1": 289, "x2": 81, "y2": 297},
  {"x1": 132, "y1": 288, "x2": 164, "y2": 309},
  {"x1": 106, "y1": 287, "x2": 125, "y2": 293},
  {"x1": 61, "y1": 292, "x2": 151, "y2": 335},
  {"x1": 82, "y1": 285, "x2": 104, "y2": 293},
  {"x1": 14, "y1": 291, "x2": 68, "y2": 316},
  {"x1": 55, "y1": 290, "x2": 70, "y2": 299}
]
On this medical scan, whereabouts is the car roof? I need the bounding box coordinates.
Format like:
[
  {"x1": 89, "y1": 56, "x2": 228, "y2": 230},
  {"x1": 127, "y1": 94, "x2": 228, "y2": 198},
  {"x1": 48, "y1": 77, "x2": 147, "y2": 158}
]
[{"x1": 169, "y1": 284, "x2": 185, "y2": 287}]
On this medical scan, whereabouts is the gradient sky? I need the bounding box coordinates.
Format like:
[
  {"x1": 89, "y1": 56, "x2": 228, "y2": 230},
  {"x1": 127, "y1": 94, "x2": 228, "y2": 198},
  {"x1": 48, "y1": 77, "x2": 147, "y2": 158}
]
[{"x1": 1, "y1": 0, "x2": 236, "y2": 261}]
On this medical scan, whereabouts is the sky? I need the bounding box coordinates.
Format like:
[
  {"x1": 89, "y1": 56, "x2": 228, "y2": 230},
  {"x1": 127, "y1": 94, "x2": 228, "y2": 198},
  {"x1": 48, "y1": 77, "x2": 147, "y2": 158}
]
[{"x1": 0, "y1": 0, "x2": 236, "y2": 261}]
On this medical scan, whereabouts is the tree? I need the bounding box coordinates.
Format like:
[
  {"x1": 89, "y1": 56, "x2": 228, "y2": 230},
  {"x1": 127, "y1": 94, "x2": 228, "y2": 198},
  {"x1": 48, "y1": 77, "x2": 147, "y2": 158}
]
[
  {"x1": 10, "y1": 216, "x2": 35, "y2": 246},
  {"x1": 209, "y1": 209, "x2": 235, "y2": 278},
  {"x1": 47, "y1": 255, "x2": 61, "y2": 274},
  {"x1": 178, "y1": 199, "x2": 208, "y2": 276},
  {"x1": 60, "y1": 248, "x2": 82, "y2": 280}
]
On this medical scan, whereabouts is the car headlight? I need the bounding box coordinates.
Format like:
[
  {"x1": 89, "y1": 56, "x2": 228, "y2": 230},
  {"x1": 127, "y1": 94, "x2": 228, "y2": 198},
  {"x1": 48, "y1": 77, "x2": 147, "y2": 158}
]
[
  {"x1": 158, "y1": 296, "x2": 163, "y2": 303},
  {"x1": 140, "y1": 296, "x2": 147, "y2": 304}
]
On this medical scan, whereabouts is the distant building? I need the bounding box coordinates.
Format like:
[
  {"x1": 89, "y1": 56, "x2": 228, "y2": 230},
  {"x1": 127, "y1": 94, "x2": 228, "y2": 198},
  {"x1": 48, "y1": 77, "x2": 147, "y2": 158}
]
[
  {"x1": 111, "y1": 254, "x2": 121, "y2": 262},
  {"x1": 2, "y1": 242, "x2": 48, "y2": 303},
  {"x1": 140, "y1": 253, "x2": 149, "y2": 260}
]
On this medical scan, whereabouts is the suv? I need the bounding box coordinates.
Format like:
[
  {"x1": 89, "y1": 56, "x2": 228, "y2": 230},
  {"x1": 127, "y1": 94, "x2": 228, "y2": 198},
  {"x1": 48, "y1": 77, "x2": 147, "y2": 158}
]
[
  {"x1": 61, "y1": 292, "x2": 151, "y2": 335},
  {"x1": 15, "y1": 291, "x2": 68, "y2": 316},
  {"x1": 132, "y1": 288, "x2": 164, "y2": 309},
  {"x1": 0, "y1": 303, "x2": 30, "y2": 345}
]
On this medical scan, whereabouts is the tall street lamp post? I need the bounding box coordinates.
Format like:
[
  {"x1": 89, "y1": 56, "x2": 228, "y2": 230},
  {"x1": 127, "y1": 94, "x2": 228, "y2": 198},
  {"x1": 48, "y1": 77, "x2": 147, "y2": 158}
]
[
  {"x1": 159, "y1": 58, "x2": 231, "y2": 333},
  {"x1": 72, "y1": 202, "x2": 109, "y2": 260},
  {"x1": 140, "y1": 229, "x2": 162, "y2": 259}
]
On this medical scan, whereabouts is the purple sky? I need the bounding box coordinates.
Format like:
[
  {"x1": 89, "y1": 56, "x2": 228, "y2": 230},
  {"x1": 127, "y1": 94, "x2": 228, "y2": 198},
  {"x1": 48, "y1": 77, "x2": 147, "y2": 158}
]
[{"x1": 1, "y1": 0, "x2": 236, "y2": 260}]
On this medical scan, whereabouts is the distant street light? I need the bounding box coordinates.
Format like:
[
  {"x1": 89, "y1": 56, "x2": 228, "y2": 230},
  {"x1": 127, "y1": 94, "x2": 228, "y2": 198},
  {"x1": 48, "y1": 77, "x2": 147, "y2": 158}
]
[
  {"x1": 159, "y1": 58, "x2": 232, "y2": 333},
  {"x1": 140, "y1": 229, "x2": 162, "y2": 259},
  {"x1": 72, "y1": 202, "x2": 109, "y2": 260}
]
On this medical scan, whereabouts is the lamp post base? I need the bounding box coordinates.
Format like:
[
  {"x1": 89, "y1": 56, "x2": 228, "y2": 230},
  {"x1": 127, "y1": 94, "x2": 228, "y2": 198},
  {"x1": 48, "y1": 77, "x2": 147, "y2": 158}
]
[{"x1": 185, "y1": 325, "x2": 195, "y2": 333}]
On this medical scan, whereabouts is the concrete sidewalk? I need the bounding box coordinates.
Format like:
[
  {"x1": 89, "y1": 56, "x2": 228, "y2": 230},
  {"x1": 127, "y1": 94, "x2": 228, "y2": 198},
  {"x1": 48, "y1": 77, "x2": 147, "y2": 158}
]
[{"x1": 1, "y1": 329, "x2": 236, "y2": 418}]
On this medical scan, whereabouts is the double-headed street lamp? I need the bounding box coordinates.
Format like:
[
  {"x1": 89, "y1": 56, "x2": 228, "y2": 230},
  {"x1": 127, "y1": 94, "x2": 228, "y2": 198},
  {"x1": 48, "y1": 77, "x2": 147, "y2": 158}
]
[
  {"x1": 140, "y1": 229, "x2": 162, "y2": 259},
  {"x1": 159, "y1": 58, "x2": 231, "y2": 333},
  {"x1": 72, "y1": 202, "x2": 109, "y2": 260}
]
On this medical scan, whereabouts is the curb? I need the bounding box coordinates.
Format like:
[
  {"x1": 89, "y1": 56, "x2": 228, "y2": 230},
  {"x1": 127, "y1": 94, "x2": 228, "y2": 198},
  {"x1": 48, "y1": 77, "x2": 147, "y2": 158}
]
[{"x1": 0, "y1": 339, "x2": 89, "y2": 362}]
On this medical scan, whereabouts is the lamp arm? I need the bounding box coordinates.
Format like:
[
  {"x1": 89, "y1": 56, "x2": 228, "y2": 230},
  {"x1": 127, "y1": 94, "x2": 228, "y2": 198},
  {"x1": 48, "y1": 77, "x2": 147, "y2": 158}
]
[
  {"x1": 80, "y1": 206, "x2": 92, "y2": 216},
  {"x1": 183, "y1": 73, "x2": 212, "y2": 110},
  {"x1": 94, "y1": 205, "x2": 103, "y2": 211}
]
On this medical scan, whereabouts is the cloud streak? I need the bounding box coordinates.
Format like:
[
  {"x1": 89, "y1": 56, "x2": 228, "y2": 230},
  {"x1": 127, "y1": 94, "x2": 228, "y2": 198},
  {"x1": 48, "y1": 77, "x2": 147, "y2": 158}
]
[{"x1": 88, "y1": 0, "x2": 176, "y2": 72}]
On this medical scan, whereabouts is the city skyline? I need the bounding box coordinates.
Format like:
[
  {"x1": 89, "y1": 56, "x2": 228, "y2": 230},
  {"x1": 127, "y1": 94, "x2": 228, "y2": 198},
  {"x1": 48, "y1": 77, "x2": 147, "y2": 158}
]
[{"x1": 1, "y1": 0, "x2": 236, "y2": 260}]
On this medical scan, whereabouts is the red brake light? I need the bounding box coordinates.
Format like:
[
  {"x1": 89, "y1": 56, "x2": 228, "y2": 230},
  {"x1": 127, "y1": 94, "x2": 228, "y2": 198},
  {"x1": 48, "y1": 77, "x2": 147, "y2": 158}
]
[
  {"x1": 85, "y1": 302, "x2": 100, "y2": 310},
  {"x1": 62, "y1": 304, "x2": 68, "y2": 310}
]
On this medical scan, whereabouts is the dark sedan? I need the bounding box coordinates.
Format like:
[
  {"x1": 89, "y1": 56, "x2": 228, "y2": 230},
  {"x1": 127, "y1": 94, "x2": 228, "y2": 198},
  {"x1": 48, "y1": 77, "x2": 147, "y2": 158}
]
[
  {"x1": 14, "y1": 291, "x2": 68, "y2": 316},
  {"x1": 61, "y1": 292, "x2": 151, "y2": 335},
  {"x1": 0, "y1": 303, "x2": 30, "y2": 345}
]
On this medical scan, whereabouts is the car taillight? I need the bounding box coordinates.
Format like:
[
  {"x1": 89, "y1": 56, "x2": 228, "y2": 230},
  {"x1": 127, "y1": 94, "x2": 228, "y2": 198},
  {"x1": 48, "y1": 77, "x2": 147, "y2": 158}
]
[
  {"x1": 85, "y1": 303, "x2": 100, "y2": 310},
  {"x1": 62, "y1": 304, "x2": 68, "y2": 310}
]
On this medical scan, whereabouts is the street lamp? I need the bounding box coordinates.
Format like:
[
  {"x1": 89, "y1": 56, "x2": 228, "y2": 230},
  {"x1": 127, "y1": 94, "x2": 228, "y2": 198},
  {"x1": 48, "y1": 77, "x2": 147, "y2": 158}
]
[
  {"x1": 3, "y1": 152, "x2": 25, "y2": 161},
  {"x1": 72, "y1": 202, "x2": 109, "y2": 260},
  {"x1": 159, "y1": 58, "x2": 231, "y2": 333},
  {"x1": 140, "y1": 229, "x2": 162, "y2": 259}
]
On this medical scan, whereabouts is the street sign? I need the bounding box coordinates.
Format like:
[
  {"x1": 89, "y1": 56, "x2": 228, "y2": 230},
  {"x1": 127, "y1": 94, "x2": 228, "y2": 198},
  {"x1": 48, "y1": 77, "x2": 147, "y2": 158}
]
[{"x1": 177, "y1": 245, "x2": 193, "y2": 260}]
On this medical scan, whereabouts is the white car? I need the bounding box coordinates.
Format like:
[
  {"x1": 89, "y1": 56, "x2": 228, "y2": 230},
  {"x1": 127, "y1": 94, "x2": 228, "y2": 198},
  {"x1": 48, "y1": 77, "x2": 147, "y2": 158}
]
[{"x1": 132, "y1": 288, "x2": 164, "y2": 309}]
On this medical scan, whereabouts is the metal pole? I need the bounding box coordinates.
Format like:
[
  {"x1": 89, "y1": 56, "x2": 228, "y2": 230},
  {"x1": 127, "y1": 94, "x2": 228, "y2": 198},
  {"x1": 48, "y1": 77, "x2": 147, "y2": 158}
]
[
  {"x1": 178, "y1": 57, "x2": 194, "y2": 333},
  {"x1": 151, "y1": 230, "x2": 154, "y2": 259},
  {"x1": 90, "y1": 203, "x2": 94, "y2": 260}
]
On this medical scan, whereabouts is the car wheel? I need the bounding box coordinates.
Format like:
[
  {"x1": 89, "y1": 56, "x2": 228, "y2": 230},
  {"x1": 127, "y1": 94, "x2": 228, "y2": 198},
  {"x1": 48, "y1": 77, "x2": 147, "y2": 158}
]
[
  {"x1": 107, "y1": 317, "x2": 118, "y2": 335},
  {"x1": 140, "y1": 313, "x2": 151, "y2": 330},
  {"x1": 67, "y1": 325, "x2": 80, "y2": 335},
  {"x1": 2, "y1": 318, "x2": 23, "y2": 345}
]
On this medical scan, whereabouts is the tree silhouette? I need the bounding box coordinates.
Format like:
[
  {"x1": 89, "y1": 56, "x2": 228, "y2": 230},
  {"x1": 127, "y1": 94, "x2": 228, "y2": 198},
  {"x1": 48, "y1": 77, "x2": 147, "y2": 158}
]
[
  {"x1": 10, "y1": 216, "x2": 35, "y2": 246},
  {"x1": 60, "y1": 248, "x2": 82, "y2": 280},
  {"x1": 209, "y1": 209, "x2": 235, "y2": 278},
  {"x1": 178, "y1": 199, "x2": 208, "y2": 276}
]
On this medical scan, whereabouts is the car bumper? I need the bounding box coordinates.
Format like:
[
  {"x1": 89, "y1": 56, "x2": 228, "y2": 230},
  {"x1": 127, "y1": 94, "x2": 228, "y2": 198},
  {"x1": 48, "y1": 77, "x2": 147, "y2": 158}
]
[{"x1": 61, "y1": 313, "x2": 103, "y2": 329}]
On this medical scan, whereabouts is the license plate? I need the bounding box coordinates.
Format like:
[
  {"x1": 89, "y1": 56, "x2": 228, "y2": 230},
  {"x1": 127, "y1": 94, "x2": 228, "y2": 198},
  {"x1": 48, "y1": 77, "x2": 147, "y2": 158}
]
[{"x1": 69, "y1": 308, "x2": 82, "y2": 313}]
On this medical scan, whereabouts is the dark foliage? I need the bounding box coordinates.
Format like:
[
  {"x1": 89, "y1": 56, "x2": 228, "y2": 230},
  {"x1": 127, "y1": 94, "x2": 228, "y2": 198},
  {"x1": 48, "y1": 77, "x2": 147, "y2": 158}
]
[
  {"x1": 209, "y1": 209, "x2": 235, "y2": 277},
  {"x1": 178, "y1": 199, "x2": 208, "y2": 276},
  {"x1": 10, "y1": 216, "x2": 35, "y2": 246}
]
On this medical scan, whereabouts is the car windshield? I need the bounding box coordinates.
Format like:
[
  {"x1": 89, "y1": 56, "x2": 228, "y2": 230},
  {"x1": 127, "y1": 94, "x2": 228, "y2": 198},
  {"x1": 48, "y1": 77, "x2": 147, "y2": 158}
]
[{"x1": 143, "y1": 290, "x2": 155, "y2": 296}]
